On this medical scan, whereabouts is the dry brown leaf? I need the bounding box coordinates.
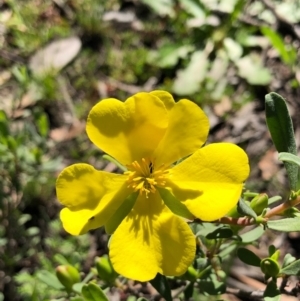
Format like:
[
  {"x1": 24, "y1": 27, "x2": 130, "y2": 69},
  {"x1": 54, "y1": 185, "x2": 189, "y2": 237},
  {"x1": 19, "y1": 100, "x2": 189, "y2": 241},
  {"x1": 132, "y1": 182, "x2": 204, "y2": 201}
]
[
  {"x1": 50, "y1": 120, "x2": 85, "y2": 142},
  {"x1": 258, "y1": 149, "x2": 279, "y2": 180}
]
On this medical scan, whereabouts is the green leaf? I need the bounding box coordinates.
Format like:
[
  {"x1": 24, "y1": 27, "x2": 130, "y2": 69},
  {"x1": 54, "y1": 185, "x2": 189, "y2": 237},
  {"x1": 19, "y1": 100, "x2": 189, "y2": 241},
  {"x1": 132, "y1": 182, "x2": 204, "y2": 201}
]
[
  {"x1": 81, "y1": 283, "x2": 109, "y2": 301},
  {"x1": 268, "y1": 196, "x2": 282, "y2": 205},
  {"x1": 206, "y1": 226, "x2": 233, "y2": 239},
  {"x1": 280, "y1": 259, "x2": 300, "y2": 276},
  {"x1": 236, "y1": 54, "x2": 272, "y2": 85},
  {"x1": 239, "y1": 226, "x2": 265, "y2": 243},
  {"x1": 179, "y1": 0, "x2": 205, "y2": 18},
  {"x1": 139, "y1": 0, "x2": 174, "y2": 16},
  {"x1": 278, "y1": 152, "x2": 300, "y2": 167},
  {"x1": 261, "y1": 26, "x2": 296, "y2": 65},
  {"x1": 172, "y1": 50, "x2": 209, "y2": 95},
  {"x1": 148, "y1": 44, "x2": 195, "y2": 68},
  {"x1": 265, "y1": 92, "x2": 298, "y2": 190},
  {"x1": 237, "y1": 248, "x2": 261, "y2": 267},
  {"x1": 263, "y1": 280, "x2": 280, "y2": 301},
  {"x1": 237, "y1": 198, "x2": 257, "y2": 218},
  {"x1": 157, "y1": 187, "x2": 194, "y2": 219},
  {"x1": 150, "y1": 274, "x2": 172, "y2": 301},
  {"x1": 268, "y1": 245, "x2": 276, "y2": 257},
  {"x1": 0, "y1": 110, "x2": 9, "y2": 137},
  {"x1": 267, "y1": 218, "x2": 300, "y2": 232},
  {"x1": 183, "y1": 282, "x2": 194, "y2": 300},
  {"x1": 198, "y1": 274, "x2": 226, "y2": 295},
  {"x1": 36, "y1": 270, "x2": 64, "y2": 290},
  {"x1": 36, "y1": 112, "x2": 49, "y2": 137},
  {"x1": 105, "y1": 192, "x2": 139, "y2": 234},
  {"x1": 73, "y1": 283, "x2": 85, "y2": 294},
  {"x1": 282, "y1": 253, "x2": 296, "y2": 268}
]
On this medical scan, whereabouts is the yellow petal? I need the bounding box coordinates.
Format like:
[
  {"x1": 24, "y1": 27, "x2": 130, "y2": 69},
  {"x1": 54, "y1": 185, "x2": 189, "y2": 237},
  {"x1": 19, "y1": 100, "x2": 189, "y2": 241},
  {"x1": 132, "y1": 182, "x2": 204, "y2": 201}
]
[
  {"x1": 86, "y1": 92, "x2": 168, "y2": 165},
  {"x1": 168, "y1": 143, "x2": 249, "y2": 221},
  {"x1": 109, "y1": 192, "x2": 195, "y2": 281},
  {"x1": 56, "y1": 164, "x2": 130, "y2": 235},
  {"x1": 153, "y1": 99, "x2": 209, "y2": 167},
  {"x1": 150, "y1": 90, "x2": 175, "y2": 111}
]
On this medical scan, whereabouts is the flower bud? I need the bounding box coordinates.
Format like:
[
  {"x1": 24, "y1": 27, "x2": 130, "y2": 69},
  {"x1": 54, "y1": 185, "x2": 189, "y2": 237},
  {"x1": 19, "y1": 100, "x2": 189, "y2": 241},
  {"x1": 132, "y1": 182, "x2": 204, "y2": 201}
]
[
  {"x1": 95, "y1": 255, "x2": 118, "y2": 284},
  {"x1": 260, "y1": 258, "x2": 280, "y2": 278},
  {"x1": 181, "y1": 266, "x2": 198, "y2": 282},
  {"x1": 56, "y1": 265, "x2": 80, "y2": 292},
  {"x1": 250, "y1": 193, "x2": 268, "y2": 215}
]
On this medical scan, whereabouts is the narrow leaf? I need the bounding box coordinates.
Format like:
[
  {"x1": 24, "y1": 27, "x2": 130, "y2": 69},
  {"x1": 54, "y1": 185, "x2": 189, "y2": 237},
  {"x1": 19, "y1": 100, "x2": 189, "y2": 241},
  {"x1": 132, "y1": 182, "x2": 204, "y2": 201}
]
[
  {"x1": 261, "y1": 26, "x2": 293, "y2": 65},
  {"x1": 239, "y1": 226, "x2": 265, "y2": 243},
  {"x1": 158, "y1": 187, "x2": 194, "y2": 219},
  {"x1": 36, "y1": 270, "x2": 64, "y2": 290},
  {"x1": 150, "y1": 274, "x2": 172, "y2": 301},
  {"x1": 265, "y1": 92, "x2": 298, "y2": 190},
  {"x1": 278, "y1": 152, "x2": 300, "y2": 167},
  {"x1": 237, "y1": 198, "x2": 257, "y2": 218},
  {"x1": 105, "y1": 192, "x2": 139, "y2": 234},
  {"x1": 268, "y1": 196, "x2": 282, "y2": 205},
  {"x1": 267, "y1": 218, "x2": 300, "y2": 232},
  {"x1": 237, "y1": 248, "x2": 261, "y2": 267}
]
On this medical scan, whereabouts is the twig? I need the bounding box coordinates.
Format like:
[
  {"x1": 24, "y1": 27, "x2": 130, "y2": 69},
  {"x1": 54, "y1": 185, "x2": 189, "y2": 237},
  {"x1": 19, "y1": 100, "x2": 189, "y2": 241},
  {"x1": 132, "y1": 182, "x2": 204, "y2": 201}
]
[
  {"x1": 226, "y1": 287, "x2": 264, "y2": 300},
  {"x1": 195, "y1": 195, "x2": 300, "y2": 227}
]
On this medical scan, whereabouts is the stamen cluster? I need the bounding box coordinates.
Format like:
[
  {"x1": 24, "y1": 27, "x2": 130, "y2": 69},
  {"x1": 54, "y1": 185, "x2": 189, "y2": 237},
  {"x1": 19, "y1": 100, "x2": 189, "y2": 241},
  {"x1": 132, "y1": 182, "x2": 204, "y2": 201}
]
[{"x1": 124, "y1": 158, "x2": 170, "y2": 197}]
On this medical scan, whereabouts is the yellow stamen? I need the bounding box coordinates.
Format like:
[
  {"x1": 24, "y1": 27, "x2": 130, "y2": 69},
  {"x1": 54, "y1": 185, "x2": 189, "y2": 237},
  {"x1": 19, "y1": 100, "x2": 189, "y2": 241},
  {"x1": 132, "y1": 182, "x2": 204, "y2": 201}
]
[{"x1": 125, "y1": 158, "x2": 170, "y2": 197}]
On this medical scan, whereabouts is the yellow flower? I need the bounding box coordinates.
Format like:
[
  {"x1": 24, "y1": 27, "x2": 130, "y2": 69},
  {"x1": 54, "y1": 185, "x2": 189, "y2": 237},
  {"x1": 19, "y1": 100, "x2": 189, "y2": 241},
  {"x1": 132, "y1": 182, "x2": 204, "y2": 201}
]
[{"x1": 56, "y1": 91, "x2": 249, "y2": 281}]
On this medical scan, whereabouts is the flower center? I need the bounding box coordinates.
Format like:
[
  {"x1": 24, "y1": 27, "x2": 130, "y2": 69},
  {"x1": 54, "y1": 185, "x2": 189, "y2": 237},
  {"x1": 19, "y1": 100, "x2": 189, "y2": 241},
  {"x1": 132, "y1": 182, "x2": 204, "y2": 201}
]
[{"x1": 124, "y1": 158, "x2": 170, "y2": 197}]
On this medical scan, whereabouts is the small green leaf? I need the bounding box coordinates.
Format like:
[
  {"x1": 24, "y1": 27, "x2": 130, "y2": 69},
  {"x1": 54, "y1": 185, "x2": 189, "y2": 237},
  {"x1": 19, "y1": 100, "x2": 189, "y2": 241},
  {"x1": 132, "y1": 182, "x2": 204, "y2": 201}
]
[
  {"x1": 36, "y1": 270, "x2": 64, "y2": 290},
  {"x1": 237, "y1": 248, "x2": 261, "y2": 267},
  {"x1": 150, "y1": 274, "x2": 172, "y2": 301},
  {"x1": 267, "y1": 218, "x2": 300, "y2": 232},
  {"x1": 73, "y1": 283, "x2": 85, "y2": 294},
  {"x1": 236, "y1": 54, "x2": 272, "y2": 85},
  {"x1": 36, "y1": 112, "x2": 49, "y2": 137},
  {"x1": 0, "y1": 110, "x2": 9, "y2": 137},
  {"x1": 282, "y1": 253, "x2": 296, "y2": 268},
  {"x1": 172, "y1": 50, "x2": 209, "y2": 95},
  {"x1": 237, "y1": 198, "x2": 257, "y2": 218},
  {"x1": 206, "y1": 226, "x2": 233, "y2": 239},
  {"x1": 198, "y1": 274, "x2": 226, "y2": 295},
  {"x1": 105, "y1": 192, "x2": 139, "y2": 234},
  {"x1": 280, "y1": 259, "x2": 300, "y2": 276},
  {"x1": 278, "y1": 152, "x2": 300, "y2": 167},
  {"x1": 268, "y1": 196, "x2": 282, "y2": 205},
  {"x1": 158, "y1": 187, "x2": 194, "y2": 219},
  {"x1": 268, "y1": 245, "x2": 276, "y2": 257},
  {"x1": 265, "y1": 92, "x2": 298, "y2": 190},
  {"x1": 239, "y1": 226, "x2": 265, "y2": 243},
  {"x1": 196, "y1": 257, "x2": 209, "y2": 270},
  {"x1": 183, "y1": 282, "x2": 194, "y2": 300},
  {"x1": 261, "y1": 26, "x2": 296, "y2": 65},
  {"x1": 264, "y1": 280, "x2": 280, "y2": 301},
  {"x1": 81, "y1": 282, "x2": 109, "y2": 301}
]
